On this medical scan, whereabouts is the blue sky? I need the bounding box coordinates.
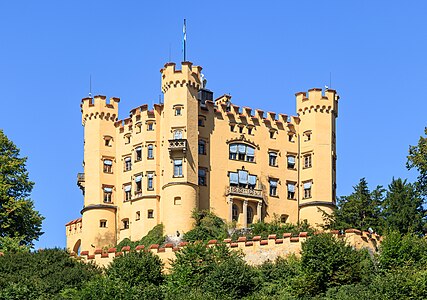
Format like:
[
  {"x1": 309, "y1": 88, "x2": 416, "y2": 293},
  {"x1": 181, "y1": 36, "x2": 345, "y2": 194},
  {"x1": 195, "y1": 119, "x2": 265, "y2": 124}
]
[{"x1": 1, "y1": 1, "x2": 426, "y2": 249}]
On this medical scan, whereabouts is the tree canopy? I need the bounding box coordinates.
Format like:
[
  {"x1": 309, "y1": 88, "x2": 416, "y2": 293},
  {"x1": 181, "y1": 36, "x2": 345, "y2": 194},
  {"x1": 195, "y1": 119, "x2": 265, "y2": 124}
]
[
  {"x1": 407, "y1": 127, "x2": 427, "y2": 196},
  {"x1": 0, "y1": 130, "x2": 44, "y2": 248}
]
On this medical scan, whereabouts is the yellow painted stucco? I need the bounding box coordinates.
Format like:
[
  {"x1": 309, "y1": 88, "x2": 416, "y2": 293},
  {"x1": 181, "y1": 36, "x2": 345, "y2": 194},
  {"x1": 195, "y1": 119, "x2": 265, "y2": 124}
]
[{"x1": 66, "y1": 61, "x2": 339, "y2": 252}]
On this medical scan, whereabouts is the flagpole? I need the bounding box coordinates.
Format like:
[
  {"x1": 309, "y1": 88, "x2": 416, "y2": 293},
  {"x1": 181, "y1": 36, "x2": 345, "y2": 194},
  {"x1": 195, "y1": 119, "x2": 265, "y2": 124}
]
[{"x1": 183, "y1": 19, "x2": 186, "y2": 62}]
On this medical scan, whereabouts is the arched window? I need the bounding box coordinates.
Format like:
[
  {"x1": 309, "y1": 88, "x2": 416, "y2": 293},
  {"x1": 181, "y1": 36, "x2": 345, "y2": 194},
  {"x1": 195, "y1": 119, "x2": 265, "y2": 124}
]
[
  {"x1": 229, "y1": 143, "x2": 255, "y2": 162},
  {"x1": 247, "y1": 206, "x2": 254, "y2": 225},
  {"x1": 232, "y1": 204, "x2": 239, "y2": 222}
]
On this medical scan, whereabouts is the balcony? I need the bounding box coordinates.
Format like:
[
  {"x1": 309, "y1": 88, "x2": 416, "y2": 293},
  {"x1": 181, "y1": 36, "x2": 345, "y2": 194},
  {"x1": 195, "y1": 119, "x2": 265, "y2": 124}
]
[
  {"x1": 77, "y1": 173, "x2": 85, "y2": 193},
  {"x1": 226, "y1": 186, "x2": 263, "y2": 199},
  {"x1": 168, "y1": 139, "x2": 187, "y2": 153}
]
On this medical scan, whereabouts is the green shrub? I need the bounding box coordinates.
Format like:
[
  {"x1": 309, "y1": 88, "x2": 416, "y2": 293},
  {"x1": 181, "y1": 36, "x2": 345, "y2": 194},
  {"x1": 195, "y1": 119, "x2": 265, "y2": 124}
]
[
  {"x1": 183, "y1": 209, "x2": 228, "y2": 242},
  {"x1": 116, "y1": 224, "x2": 165, "y2": 250}
]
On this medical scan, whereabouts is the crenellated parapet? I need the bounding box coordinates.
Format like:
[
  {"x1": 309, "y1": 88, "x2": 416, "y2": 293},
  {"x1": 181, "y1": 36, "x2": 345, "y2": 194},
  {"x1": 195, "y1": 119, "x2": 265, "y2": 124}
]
[
  {"x1": 296, "y1": 88, "x2": 339, "y2": 116},
  {"x1": 160, "y1": 62, "x2": 202, "y2": 93},
  {"x1": 81, "y1": 95, "x2": 120, "y2": 125},
  {"x1": 73, "y1": 229, "x2": 381, "y2": 269}
]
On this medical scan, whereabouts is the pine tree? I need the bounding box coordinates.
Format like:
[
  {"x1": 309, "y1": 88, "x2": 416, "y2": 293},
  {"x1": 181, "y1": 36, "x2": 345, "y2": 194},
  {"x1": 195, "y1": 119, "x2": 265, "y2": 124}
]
[
  {"x1": 0, "y1": 130, "x2": 44, "y2": 247},
  {"x1": 382, "y1": 178, "x2": 426, "y2": 235}
]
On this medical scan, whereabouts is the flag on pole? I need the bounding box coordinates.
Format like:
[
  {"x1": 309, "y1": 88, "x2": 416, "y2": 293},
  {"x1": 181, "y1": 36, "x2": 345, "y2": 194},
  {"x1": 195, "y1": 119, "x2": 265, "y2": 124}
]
[{"x1": 183, "y1": 19, "x2": 187, "y2": 61}]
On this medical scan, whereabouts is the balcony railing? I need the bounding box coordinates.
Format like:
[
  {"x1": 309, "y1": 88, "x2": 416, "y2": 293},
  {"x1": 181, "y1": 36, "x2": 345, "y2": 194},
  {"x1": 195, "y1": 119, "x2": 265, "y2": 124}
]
[
  {"x1": 168, "y1": 139, "x2": 187, "y2": 153},
  {"x1": 226, "y1": 186, "x2": 263, "y2": 199}
]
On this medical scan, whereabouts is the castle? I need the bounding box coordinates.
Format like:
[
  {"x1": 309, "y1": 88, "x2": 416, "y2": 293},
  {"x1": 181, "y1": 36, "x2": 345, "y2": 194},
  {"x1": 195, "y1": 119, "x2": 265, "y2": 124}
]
[{"x1": 66, "y1": 61, "x2": 339, "y2": 253}]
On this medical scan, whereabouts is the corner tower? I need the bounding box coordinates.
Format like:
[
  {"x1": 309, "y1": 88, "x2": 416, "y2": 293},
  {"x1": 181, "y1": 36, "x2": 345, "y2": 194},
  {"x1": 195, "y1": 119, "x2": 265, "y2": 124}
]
[
  {"x1": 159, "y1": 62, "x2": 202, "y2": 236},
  {"x1": 296, "y1": 88, "x2": 339, "y2": 227},
  {"x1": 80, "y1": 95, "x2": 119, "y2": 250}
]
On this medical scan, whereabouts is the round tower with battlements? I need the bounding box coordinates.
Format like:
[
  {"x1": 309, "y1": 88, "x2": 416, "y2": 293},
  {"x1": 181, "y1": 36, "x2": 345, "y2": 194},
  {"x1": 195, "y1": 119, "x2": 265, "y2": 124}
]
[
  {"x1": 296, "y1": 88, "x2": 339, "y2": 227},
  {"x1": 79, "y1": 95, "x2": 120, "y2": 250},
  {"x1": 159, "y1": 62, "x2": 202, "y2": 236}
]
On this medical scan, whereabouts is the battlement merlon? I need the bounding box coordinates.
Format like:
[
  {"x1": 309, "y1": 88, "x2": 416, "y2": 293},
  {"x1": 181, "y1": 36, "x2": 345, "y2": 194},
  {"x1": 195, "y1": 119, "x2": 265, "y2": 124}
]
[
  {"x1": 160, "y1": 61, "x2": 202, "y2": 93},
  {"x1": 296, "y1": 88, "x2": 339, "y2": 116},
  {"x1": 81, "y1": 95, "x2": 120, "y2": 125}
]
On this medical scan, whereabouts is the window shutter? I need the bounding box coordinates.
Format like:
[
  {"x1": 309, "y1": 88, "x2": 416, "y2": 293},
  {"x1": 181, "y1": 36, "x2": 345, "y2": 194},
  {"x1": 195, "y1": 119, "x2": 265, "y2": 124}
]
[
  {"x1": 135, "y1": 175, "x2": 142, "y2": 182},
  {"x1": 229, "y1": 172, "x2": 238, "y2": 184},
  {"x1": 287, "y1": 183, "x2": 295, "y2": 192},
  {"x1": 229, "y1": 144, "x2": 238, "y2": 153},
  {"x1": 304, "y1": 182, "x2": 312, "y2": 189},
  {"x1": 238, "y1": 170, "x2": 248, "y2": 184},
  {"x1": 104, "y1": 159, "x2": 113, "y2": 166},
  {"x1": 269, "y1": 180, "x2": 278, "y2": 187},
  {"x1": 246, "y1": 146, "x2": 255, "y2": 156},
  {"x1": 103, "y1": 187, "x2": 113, "y2": 192},
  {"x1": 287, "y1": 156, "x2": 295, "y2": 164},
  {"x1": 125, "y1": 157, "x2": 131, "y2": 162},
  {"x1": 248, "y1": 175, "x2": 257, "y2": 185},
  {"x1": 238, "y1": 144, "x2": 246, "y2": 154},
  {"x1": 124, "y1": 185, "x2": 131, "y2": 192}
]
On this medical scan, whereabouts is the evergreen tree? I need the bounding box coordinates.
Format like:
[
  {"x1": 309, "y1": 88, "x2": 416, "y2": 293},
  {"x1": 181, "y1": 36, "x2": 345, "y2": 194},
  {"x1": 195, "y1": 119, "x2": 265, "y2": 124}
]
[
  {"x1": 0, "y1": 130, "x2": 44, "y2": 247},
  {"x1": 327, "y1": 178, "x2": 383, "y2": 233},
  {"x1": 407, "y1": 127, "x2": 427, "y2": 196},
  {"x1": 382, "y1": 178, "x2": 426, "y2": 235}
]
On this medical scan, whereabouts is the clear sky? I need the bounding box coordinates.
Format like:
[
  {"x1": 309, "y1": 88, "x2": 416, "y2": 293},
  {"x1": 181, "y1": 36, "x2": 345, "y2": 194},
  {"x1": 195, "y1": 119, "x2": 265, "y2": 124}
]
[{"x1": 1, "y1": 1, "x2": 426, "y2": 249}]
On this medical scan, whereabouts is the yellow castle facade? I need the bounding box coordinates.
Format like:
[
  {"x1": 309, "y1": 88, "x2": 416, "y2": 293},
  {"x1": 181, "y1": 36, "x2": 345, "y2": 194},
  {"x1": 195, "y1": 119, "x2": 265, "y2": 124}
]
[{"x1": 66, "y1": 61, "x2": 339, "y2": 253}]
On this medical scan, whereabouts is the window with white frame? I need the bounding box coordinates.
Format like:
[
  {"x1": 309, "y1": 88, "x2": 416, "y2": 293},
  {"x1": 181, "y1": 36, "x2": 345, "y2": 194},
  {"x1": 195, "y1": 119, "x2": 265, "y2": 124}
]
[
  {"x1": 269, "y1": 152, "x2": 278, "y2": 167},
  {"x1": 229, "y1": 170, "x2": 257, "y2": 189},
  {"x1": 303, "y1": 181, "x2": 312, "y2": 199},
  {"x1": 103, "y1": 187, "x2": 113, "y2": 203},
  {"x1": 173, "y1": 159, "x2": 183, "y2": 177},
  {"x1": 174, "y1": 130, "x2": 183, "y2": 140},
  {"x1": 147, "y1": 144, "x2": 154, "y2": 159},
  {"x1": 287, "y1": 155, "x2": 296, "y2": 169},
  {"x1": 135, "y1": 147, "x2": 142, "y2": 161},
  {"x1": 269, "y1": 179, "x2": 278, "y2": 196},
  {"x1": 103, "y1": 159, "x2": 113, "y2": 173},
  {"x1": 124, "y1": 157, "x2": 132, "y2": 171},
  {"x1": 304, "y1": 154, "x2": 312, "y2": 168},
  {"x1": 287, "y1": 183, "x2": 295, "y2": 199},
  {"x1": 147, "y1": 173, "x2": 154, "y2": 190},
  {"x1": 135, "y1": 175, "x2": 142, "y2": 192},
  {"x1": 175, "y1": 106, "x2": 182, "y2": 116},
  {"x1": 124, "y1": 184, "x2": 132, "y2": 201},
  {"x1": 147, "y1": 122, "x2": 154, "y2": 131},
  {"x1": 229, "y1": 143, "x2": 255, "y2": 162}
]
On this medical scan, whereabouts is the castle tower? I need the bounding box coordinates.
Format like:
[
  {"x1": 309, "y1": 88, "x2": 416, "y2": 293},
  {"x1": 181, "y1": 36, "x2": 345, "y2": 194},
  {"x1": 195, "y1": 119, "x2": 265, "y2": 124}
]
[
  {"x1": 296, "y1": 88, "x2": 339, "y2": 227},
  {"x1": 159, "y1": 62, "x2": 202, "y2": 236},
  {"x1": 80, "y1": 95, "x2": 119, "y2": 250}
]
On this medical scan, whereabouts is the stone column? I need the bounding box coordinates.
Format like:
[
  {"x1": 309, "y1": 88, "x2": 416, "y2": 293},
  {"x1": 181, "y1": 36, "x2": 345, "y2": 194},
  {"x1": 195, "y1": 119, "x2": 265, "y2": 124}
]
[
  {"x1": 243, "y1": 200, "x2": 248, "y2": 228},
  {"x1": 228, "y1": 197, "x2": 233, "y2": 222},
  {"x1": 257, "y1": 201, "x2": 262, "y2": 222}
]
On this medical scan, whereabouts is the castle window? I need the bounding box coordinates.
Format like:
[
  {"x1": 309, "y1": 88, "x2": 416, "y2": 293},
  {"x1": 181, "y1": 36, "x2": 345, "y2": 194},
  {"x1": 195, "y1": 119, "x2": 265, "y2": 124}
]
[
  {"x1": 230, "y1": 124, "x2": 235, "y2": 132},
  {"x1": 135, "y1": 123, "x2": 142, "y2": 133},
  {"x1": 175, "y1": 107, "x2": 182, "y2": 116},
  {"x1": 198, "y1": 169, "x2": 207, "y2": 186},
  {"x1": 147, "y1": 144, "x2": 154, "y2": 159},
  {"x1": 280, "y1": 214, "x2": 289, "y2": 224},
  {"x1": 100, "y1": 220, "x2": 107, "y2": 228},
  {"x1": 288, "y1": 134, "x2": 295, "y2": 142},
  {"x1": 104, "y1": 136, "x2": 112, "y2": 147},
  {"x1": 174, "y1": 197, "x2": 182, "y2": 205},
  {"x1": 103, "y1": 159, "x2": 113, "y2": 173},
  {"x1": 147, "y1": 210, "x2": 154, "y2": 219},
  {"x1": 269, "y1": 131, "x2": 275, "y2": 139},
  {"x1": 135, "y1": 147, "x2": 142, "y2": 161},
  {"x1": 136, "y1": 211, "x2": 140, "y2": 221},
  {"x1": 198, "y1": 117, "x2": 205, "y2": 127},
  {"x1": 147, "y1": 173, "x2": 154, "y2": 190},
  {"x1": 173, "y1": 159, "x2": 183, "y2": 177},
  {"x1": 135, "y1": 175, "x2": 142, "y2": 192},
  {"x1": 304, "y1": 154, "x2": 312, "y2": 168},
  {"x1": 124, "y1": 157, "x2": 132, "y2": 171},
  {"x1": 125, "y1": 134, "x2": 131, "y2": 144},
  {"x1": 303, "y1": 181, "x2": 312, "y2": 199},
  {"x1": 239, "y1": 126, "x2": 244, "y2": 134},
  {"x1": 247, "y1": 127, "x2": 253, "y2": 135},
  {"x1": 269, "y1": 152, "x2": 278, "y2": 167},
  {"x1": 124, "y1": 185, "x2": 132, "y2": 201},
  {"x1": 269, "y1": 179, "x2": 278, "y2": 196},
  {"x1": 103, "y1": 187, "x2": 113, "y2": 203},
  {"x1": 304, "y1": 130, "x2": 312, "y2": 141},
  {"x1": 198, "y1": 140, "x2": 206, "y2": 155},
  {"x1": 229, "y1": 171, "x2": 257, "y2": 189},
  {"x1": 147, "y1": 122, "x2": 154, "y2": 131},
  {"x1": 247, "y1": 206, "x2": 254, "y2": 225},
  {"x1": 232, "y1": 204, "x2": 239, "y2": 222},
  {"x1": 287, "y1": 155, "x2": 296, "y2": 169},
  {"x1": 174, "y1": 130, "x2": 183, "y2": 140},
  {"x1": 122, "y1": 219, "x2": 129, "y2": 230},
  {"x1": 229, "y1": 143, "x2": 255, "y2": 162},
  {"x1": 287, "y1": 183, "x2": 296, "y2": 199}
]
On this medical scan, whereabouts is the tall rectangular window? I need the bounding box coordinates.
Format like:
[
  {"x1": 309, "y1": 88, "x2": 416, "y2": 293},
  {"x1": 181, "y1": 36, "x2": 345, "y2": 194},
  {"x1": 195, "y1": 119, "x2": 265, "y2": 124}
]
[
  {"x1": 135, "y1": 147, "x2": 142, "y2": 161},
  {"x1": 269, "y1": 179, "x2": 278, "y2": 196},
  {"x1": 124, "y1": 185, "x2": 132, "y2": 201},
  {"x1": 124, "y1": 157, "x2": 132, "y2": 171},
  {"x1": 287, "y1": 155, "x2": 296, "y2": 169},
  {"x1": 103, "y1": 159, "x2": 113, "y2": 173},
  {"x1": 304, "y1": 154, "x2": 312, "y2": 168},
  {"x1": 147, "y1": 122, "x2": 154, "y2": 131},
  {"x1": 147, "y1": 173, "x2": 154, "y2": 190},
  {"x1": 135, "y1": 175, "x2": 142, "y2": 192},
  {"x1": 304, "y1": 182, "x2": 312, "y2": 199},
  {"x1": 198, "y1": 140, "x2": 206, "y2": 155},
  {"x1": 147, "y1": 145, "x2": 154, "y2": 159},
  {"x1": 174, "y1": 159, "x2": 183, "y2": 177},
  {"x1": 287, "y1": 183, "x2": 295, "y2": 199},
  {"x1": 269, "y1": 152, "x2": 277, "y2": 166},
  {"x1": 198, "y1": 169, "x2": 207, "y2": 186},
  {"x1": 103, "y1": 187, "x2": 113, "y2": 203}
]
